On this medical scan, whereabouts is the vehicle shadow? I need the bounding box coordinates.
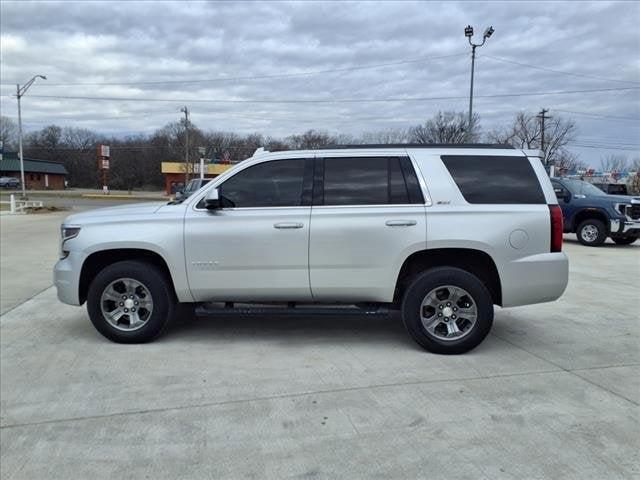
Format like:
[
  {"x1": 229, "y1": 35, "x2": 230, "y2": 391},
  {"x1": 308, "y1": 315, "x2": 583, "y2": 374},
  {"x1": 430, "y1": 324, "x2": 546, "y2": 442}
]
[
  {"x1": 563, "y1": 236, "x2": 639, "y2": 249},
  {"x1": 162, "y1": 310, "x2": 416, "y2": 349}
]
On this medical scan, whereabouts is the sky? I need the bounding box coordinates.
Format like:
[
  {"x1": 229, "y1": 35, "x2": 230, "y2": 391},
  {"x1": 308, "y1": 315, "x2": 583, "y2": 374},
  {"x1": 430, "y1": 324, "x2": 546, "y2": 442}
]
[{"x1": 1, "y1": 0, "x2": 639, "y2": 165}]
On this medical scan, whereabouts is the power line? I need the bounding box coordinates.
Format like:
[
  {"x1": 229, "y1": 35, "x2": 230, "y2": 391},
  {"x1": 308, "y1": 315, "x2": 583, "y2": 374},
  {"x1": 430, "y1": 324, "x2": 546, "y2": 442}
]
[
  {"x1": 553, "y1": 109, "x2": 640, "y2": 122},
  {"x1": 481, "y1": 54, "x2": 640, "y2": 85},
  {"x1": 0, "y1": 53, "x2": 468, "y2": 87},
  {"x1": 569, "y1": 142, "x2": 639, "y2": 151},
  {"x1": 2, "y1": 86, "x2": 637, "y2": 105}
]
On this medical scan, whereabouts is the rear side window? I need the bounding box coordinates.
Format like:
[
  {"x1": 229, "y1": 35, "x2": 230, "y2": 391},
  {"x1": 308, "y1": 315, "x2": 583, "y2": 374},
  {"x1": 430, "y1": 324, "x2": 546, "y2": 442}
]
[
  {"x1": 321, "y1": 157, "x2": 424, "y2": 206},
  {"x1": 441, "y1": 155, "x2": 545, "y2": 204}
]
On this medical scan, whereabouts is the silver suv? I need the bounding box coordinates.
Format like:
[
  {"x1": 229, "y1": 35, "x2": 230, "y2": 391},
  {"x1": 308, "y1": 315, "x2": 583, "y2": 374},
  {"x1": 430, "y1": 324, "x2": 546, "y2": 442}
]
[{"x1": 54, "y1": 145, "x2": 568, "y2": 354}]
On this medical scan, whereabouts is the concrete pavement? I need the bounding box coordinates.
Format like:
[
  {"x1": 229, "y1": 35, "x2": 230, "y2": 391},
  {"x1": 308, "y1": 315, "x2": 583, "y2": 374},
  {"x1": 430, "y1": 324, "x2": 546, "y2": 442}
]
[{"x1": 0, "y1": 220, "x2": 639, "y2": 478}]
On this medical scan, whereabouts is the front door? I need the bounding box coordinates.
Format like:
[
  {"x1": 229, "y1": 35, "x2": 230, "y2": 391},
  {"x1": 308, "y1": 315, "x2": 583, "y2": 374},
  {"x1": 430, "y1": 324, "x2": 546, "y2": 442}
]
[{"x1": 184, "y1": 158, "x2": 313, "y2": 302}]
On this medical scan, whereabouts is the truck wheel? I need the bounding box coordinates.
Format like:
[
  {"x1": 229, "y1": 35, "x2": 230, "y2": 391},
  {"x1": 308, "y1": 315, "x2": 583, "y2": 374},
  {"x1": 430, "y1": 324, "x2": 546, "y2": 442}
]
[
  {"x1": 612, "y1": 236, "x2": 638, "y2": 245},
  {"x1": 577, "y1": 219, "x2": 607, "y2": 246},
  {"x1": 87, "y1": 260, "x2": 175, "y2": 343},
  {"x1": 401, "y1": 267, "x2": 493, "y2": 354}
]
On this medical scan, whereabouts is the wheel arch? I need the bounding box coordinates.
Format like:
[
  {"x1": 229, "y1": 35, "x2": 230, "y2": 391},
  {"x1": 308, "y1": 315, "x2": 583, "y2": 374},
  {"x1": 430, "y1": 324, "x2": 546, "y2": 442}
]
[
  {"x1": 572, "y1": 208, "x2": 610, "y2": 234},
  {"x1": 79, "y1": 248, "x2": 177, "y2": 305},
  {"x1": 394, "y1": 248, "x2": 502, "y2": 306}
]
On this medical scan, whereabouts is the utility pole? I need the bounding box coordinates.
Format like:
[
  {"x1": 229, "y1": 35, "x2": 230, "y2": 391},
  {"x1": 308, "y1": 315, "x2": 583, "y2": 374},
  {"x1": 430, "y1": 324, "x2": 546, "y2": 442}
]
[
  {"x1": 537, "y1": 108, "x2": 550, "y2": 166},
  {"x1": 464, "y1": 25, "x2": 494, "y2": 137},
  {"x1": 180, "y1": 106, "x2": 190, "y2": 184},
  {"x1": 15, "y1": 75, "x2": 47, "y2": 198}
]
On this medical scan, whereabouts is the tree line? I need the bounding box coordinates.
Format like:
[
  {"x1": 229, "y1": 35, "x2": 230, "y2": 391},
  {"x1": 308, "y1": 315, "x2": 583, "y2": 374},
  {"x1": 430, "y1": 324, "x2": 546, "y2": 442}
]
[{"x1": 0, "y1": 110, "x2": 636, "y2": 191}]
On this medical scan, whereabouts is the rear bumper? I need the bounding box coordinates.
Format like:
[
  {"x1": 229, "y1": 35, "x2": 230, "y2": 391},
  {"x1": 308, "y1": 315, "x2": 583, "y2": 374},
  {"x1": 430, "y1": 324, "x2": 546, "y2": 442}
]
[{"x1": 500, "y1": 252, "x2": 569, "y2": 308}]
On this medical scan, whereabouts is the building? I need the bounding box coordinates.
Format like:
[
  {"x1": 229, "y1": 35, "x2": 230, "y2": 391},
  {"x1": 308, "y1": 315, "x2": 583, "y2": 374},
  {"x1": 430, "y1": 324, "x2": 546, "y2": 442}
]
[
  {"x1": 0, "y1": 152, "x2": 68, "y2": 189},
  {"x1": 161, "y1": 162, "x2": 233, "y2": 195}
]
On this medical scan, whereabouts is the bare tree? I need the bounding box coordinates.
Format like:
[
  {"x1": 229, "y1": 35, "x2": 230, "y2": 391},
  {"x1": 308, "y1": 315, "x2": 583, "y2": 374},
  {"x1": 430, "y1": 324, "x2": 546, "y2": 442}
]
[
  {"x1": 600, "y1": 154, "x2": 629, "y2": 172},
  {"x1": 0, "y1": 116, "x2": 18, "y2": 150},
  {"x1": 554, "y1": 150, "x2": 585, "y2": 174},
  {"x1": 490, "y1": 111, "x2": 577, "y2": 167},
  {"x1": 409, "y1": 111, "x2": 480, "y2": 144},
  {"x1": 358, "y1": 128, "x2": 409, "y2": 144},
  {"x1": 286, "y1": 130, "x2": 334, "y2": 150}
]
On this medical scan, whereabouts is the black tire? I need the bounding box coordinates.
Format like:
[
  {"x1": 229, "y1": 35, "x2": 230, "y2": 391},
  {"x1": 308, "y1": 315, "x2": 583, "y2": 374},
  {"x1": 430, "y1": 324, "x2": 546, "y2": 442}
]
[
  {"x1": 612, "y1": 236, "x2": 638, "y2": 245},
  {"x1": 87, "y1": 260, "x2": 176, "y2": 343},
  {"x1": 401, "y1": 267, "x2": 494, "y2": 354},
  {"x1": 576, "y1": 218, "x2": 607, "y2": 247}
]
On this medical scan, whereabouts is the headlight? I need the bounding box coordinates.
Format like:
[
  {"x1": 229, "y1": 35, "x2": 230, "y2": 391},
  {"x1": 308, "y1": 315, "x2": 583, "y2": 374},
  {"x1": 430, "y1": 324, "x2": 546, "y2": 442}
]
[
  {"x1": 60, "y1": 225, "x2": 81, "y2": 259},
  {"x1": 613, "y1": 203, "x2": 630, "y2": 218}
]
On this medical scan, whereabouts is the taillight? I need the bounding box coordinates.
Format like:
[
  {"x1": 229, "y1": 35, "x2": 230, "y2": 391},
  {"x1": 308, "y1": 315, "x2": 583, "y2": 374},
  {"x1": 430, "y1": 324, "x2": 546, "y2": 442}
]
[{"x1": 549, "y1": 205, "x2": 563, "y2": 252}]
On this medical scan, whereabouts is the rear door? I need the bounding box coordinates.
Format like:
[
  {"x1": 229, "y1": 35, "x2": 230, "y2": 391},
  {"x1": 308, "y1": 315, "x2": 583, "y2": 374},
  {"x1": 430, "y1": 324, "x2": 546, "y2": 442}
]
[{"x1": 309, "y1": 154, "x2": 427, "y2": 302}]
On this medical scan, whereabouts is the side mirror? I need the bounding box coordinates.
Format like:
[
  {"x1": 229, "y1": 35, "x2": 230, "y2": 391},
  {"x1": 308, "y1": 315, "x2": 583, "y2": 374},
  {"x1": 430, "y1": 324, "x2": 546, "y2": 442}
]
[{"x1": 204, "y1": 188, "x2": 221, "y2": 210}]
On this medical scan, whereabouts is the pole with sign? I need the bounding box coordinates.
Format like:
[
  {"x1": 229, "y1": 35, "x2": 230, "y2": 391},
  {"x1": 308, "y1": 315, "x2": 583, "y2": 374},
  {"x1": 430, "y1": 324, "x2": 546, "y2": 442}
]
[
  {"x1": 198, "y1": 147, "x2": 206, "y2": 180},
  {"x1": 97, "y1": 145, "x2": 110, "y2": 194}
]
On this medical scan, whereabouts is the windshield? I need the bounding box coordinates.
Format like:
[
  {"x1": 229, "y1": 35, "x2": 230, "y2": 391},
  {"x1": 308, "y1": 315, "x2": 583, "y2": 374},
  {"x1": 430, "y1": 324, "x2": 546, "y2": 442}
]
[{"x1": 561, "y1": 179, "x2": 607, "y2": 196}]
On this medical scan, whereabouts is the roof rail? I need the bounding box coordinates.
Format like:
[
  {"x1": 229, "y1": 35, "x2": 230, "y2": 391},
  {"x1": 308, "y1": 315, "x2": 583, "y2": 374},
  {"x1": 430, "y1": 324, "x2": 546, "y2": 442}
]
[{"x1": 320, "y1": 143, "x2": 515, "y2": 150}]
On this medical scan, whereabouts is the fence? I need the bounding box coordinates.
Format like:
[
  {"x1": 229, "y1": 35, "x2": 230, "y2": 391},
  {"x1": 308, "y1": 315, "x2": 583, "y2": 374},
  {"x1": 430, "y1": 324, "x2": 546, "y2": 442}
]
[{"x1": 0, "y1": 194, "x2": 44, "y2": 214}]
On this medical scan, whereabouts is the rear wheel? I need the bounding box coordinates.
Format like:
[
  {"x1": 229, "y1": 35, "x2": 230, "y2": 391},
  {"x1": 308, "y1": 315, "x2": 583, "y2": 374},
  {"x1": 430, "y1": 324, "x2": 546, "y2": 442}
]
[
  {"x1": 577, "y1": 219, "x2": 607, "y2": 246},
  {"x1": 612, "y1": 236, "x2": 638, "y2": 245},
  {"x1": 401, "y1": 267, "x2": 494, "y2": 354},
  {"x1": 87, "y1": 260, "x2": 175, "y2": 343}
]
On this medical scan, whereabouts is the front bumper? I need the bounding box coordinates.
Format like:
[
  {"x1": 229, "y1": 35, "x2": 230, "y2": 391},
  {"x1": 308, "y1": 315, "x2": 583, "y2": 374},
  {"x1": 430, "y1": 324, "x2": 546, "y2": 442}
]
[
  {"x1": 53, "y1": 251, "x2": 85, "y2": 306},
  {"x1": 610, "y1": 218, "x2": 640, "y2": 236}
]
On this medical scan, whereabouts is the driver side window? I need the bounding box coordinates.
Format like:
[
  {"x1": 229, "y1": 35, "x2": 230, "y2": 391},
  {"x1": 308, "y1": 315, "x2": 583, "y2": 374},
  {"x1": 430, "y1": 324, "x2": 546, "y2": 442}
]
[
  {"x1": 218, "y1": 159, "x2": 308, "y2": 208},
  {"x1": 552, "y1": 182, "x2": 570, "y2": 202}
]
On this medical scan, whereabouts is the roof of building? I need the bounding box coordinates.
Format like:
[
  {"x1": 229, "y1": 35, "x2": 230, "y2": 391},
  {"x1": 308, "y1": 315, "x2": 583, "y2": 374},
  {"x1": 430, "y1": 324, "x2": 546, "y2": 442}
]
[{"x1": 0, "y1": 152, "x2": 68, "y2": 175}]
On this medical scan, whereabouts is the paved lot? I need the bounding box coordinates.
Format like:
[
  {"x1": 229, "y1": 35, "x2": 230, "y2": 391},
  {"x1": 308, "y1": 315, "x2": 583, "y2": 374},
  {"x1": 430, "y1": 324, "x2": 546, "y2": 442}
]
[{"x1": 0, "y1": 211, "x2": 639, "y2": 479}]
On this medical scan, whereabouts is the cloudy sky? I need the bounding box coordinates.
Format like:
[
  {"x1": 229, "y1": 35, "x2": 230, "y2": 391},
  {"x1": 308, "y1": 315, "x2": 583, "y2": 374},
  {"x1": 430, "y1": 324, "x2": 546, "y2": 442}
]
[{"x1": 1, "y1": 0, "x2": 639, "y2": 164}]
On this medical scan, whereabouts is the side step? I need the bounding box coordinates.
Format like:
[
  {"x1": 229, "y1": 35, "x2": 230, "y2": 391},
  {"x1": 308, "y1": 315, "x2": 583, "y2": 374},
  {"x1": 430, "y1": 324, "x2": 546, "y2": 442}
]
[{"x1": 195, "y1": 302, "x2": 390, "y2": 317}]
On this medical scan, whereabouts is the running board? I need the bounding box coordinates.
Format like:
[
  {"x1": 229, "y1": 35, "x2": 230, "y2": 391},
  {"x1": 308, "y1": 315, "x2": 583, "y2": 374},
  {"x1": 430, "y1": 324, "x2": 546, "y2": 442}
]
[{"x1": 195, "y1": 303, "x2": 390, "y2": 317}]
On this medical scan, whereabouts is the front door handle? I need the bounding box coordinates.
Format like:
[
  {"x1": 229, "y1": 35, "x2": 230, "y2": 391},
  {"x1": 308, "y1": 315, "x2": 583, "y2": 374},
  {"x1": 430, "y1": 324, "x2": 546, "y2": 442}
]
[
  {"x1": 385, "y1": 220, "x2": 417, "y2": 227},
  {"x1": 274, "y1": 222, "x2": 303, "y2": 229}
]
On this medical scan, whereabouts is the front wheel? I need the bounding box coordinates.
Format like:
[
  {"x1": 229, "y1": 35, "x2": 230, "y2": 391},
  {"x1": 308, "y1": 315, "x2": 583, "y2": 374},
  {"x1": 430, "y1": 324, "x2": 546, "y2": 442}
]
[
  {"x1": 401, "y1": 267, "x2": 494, "y2": 354},
  {"x1": 577, "y1": 219, "x2": 607, "y2": 246},
  {"x1": 612, "y1": 236, "x2": 638, "y2": 245},
  {"x1": 87, "y1": 260, "x2": 176, "y2": 343}
]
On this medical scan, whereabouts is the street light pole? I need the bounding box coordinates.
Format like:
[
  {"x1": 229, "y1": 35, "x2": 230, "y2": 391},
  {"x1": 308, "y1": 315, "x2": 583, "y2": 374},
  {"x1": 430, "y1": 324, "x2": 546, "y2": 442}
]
[
  {"x1": 15, "y1": 75, "x2": 47, "y2": 199},
  {"x1": 464, "y1": 25, "x2": 494, "y2": 134}
]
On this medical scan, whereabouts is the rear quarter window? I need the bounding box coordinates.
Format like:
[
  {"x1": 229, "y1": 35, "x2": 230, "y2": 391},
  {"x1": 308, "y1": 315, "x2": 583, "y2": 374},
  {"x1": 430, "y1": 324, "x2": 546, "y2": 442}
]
[{"x1": 441, "y1": 155, "x2": 546, "y2": 204}]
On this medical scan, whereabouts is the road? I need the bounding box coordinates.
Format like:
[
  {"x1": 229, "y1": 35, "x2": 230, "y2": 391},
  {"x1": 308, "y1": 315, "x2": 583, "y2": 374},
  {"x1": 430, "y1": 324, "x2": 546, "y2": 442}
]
[{"x1": 0, "y1": 197, "x2": 157, "y2": 314}]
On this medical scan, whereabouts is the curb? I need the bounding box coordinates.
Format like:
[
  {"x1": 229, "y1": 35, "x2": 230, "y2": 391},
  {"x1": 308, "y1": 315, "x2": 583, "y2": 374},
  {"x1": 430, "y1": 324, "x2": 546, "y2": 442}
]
[{"x1": 81, "y1": 194, "x2": 168, "y2": 200}]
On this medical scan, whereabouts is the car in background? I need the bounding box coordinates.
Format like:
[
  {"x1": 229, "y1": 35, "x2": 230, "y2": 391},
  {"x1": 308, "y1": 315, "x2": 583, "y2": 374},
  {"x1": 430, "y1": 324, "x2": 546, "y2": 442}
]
[
  {"x1": 174, "y1": 178, "x2": 211, "y2": 200},
  {"x1": 592, "y1": 183, "x2": 628, "y2": 195},
  {"x1": 0, "y1": 177, "x2": 21, "y2": 189},
  {"x1": 551, "y1": 177, "x2": 640, "y2": 246}
]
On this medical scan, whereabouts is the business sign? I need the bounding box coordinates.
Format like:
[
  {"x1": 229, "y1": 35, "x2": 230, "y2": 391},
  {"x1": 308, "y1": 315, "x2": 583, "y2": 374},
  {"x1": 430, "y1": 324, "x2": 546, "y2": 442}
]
[{"x1": 99, "y1": 145, "x2": 110, "y2": 158}]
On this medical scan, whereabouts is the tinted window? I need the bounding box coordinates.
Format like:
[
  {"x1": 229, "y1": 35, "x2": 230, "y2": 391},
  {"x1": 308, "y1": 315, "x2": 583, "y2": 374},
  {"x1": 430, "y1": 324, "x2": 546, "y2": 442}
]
[
  {"x1": 219, "y1": 159, "x2": 306, "y2": 208},
  {"x1": 322, "y1": 157, "x2": 420, "y2": 206},
  {"x1": 441, "y1": 155, "x2": 546, "y2": 204}
]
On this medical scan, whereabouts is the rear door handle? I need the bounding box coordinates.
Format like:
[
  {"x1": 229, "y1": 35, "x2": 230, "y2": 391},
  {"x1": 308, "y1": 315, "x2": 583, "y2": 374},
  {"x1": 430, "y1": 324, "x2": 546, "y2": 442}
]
[
  {"x1": 385, "y1": 220, "x2": 417, "y2": 227},
  {"x1": 274, "y1": 222, "x2": 304, "y2": 229}
]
